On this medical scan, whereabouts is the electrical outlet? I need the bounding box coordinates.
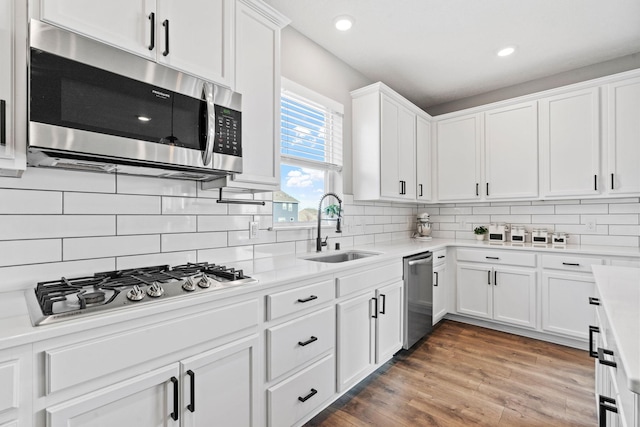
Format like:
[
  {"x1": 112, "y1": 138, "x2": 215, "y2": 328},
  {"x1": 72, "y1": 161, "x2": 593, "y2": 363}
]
[
  {"x1": 585, "y1": 220, "x2": 596, "y2": 231},
  {"x1": 249, "y1": 221, "x2": 259, "y2": 239}
]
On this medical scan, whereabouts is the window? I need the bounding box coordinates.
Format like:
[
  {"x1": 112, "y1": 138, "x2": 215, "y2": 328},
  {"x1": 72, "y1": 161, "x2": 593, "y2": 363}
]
[{"x1": 273, "y1": 79, "x2": 343, "y2": 224}]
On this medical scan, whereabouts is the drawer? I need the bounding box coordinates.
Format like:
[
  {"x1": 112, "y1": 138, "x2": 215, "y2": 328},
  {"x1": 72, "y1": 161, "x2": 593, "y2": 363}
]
[
  {"x1": 267, "y1": 307, "x2": 335, "y2": 381},
  {"x1": 268, "y1": 354, "x2": 334, "y2": 427},
  {"x1": 267, "y1": 279, "x2": 334, "y2": 321},
  {"x1": 0, "y1": 359, "x2": 18, "y2": 413},
  {"x1": 433, "y1": 249, "x2": 447, "y2": 267},
  {"x1": 457, "y1": 248, "x2": 536, "y2": 267},
  {"x1": 45, "y1": 299, "x2": 258, "y2": 394},
  {"x1": 610, "y1": 257, "x2": 640, "y2": 268},
  {"x1": 336, "y1": 262, "x2": 402, "y2": 297},
  {"x1": 541, "y1": 254, "x2": 604, "y2": 273}
]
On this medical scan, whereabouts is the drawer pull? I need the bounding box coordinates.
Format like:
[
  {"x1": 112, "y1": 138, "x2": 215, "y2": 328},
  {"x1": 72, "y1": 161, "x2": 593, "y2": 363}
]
[
  {"x1": 597, "y1": 348, "x2": 617, "y2": 368},
  {"x1": 562, "y1": 262, "x2": 580, "y2": 266},
  {"x1": 380, "y1": 294, "x2": 386, "y2": 314},
  {"x1": 588, "y1": 326, "x2": 600, "y2": 358},
  {"x1": 170, "y1": 376, "x2": 179, "y2": 421},
  {"x1": 298, "y1": 388, "x2": 318, "y2": 403},
  {"x1": 371, "y1": 297, "x2": 378, "y2": 318},
  {"x1": 589, "y1": 297, "x2": 600, "y2": 306},
  {"x1": 147, "y1": 13, "x2": 155, "y2": 50},
  {"x1": 487, "y1": 270, "x2": 491, "y2": 285},
  {"x1": 187, "y1": 369, "x2": 195, "y2": 413},
  {"x1": 485, "y1": 256, "x2": 500, "y2": 260},
  {"x1": 297, "y1": 295, "x2": 318, "y2": 303},
  {"x1": 434, "y1": 271, "x2": 439, "y2": 287},
  {"x1": 298, "y1": 336, "x2": 318, "y2": 347},
  {"x1": 599, "y1": 395, "x2": 618, "y2": 427},
  {"x1": 437, "y1": 255, "x2": 445, "y2": 259}
]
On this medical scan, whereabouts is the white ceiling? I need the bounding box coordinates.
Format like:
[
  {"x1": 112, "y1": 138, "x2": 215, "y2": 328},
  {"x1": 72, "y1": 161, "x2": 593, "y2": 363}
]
[{"x1": 264, "y1": 0, "x2": 640, "y2": 111}]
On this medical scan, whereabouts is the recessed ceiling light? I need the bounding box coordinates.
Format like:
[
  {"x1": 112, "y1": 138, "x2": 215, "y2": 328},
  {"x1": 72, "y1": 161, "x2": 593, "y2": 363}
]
[
  {"x1": 497, "y1": 46, "x2": 516, "y2": 57},
  {"x1": 137, "y1": 115, "x2": 152, "y2": 122},
  {"x1": 334, "y1": 16, "x2": 354, "y2": 31}
]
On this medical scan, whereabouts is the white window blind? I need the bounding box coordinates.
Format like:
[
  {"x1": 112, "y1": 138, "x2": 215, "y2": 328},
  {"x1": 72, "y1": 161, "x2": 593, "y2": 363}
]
[{"x1": 280, "y1": 85, "x2": 343, "y2": 171}]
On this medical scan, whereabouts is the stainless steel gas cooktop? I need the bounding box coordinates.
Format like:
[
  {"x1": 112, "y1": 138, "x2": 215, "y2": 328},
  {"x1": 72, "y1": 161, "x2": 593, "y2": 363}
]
[{"x1": 26, "y1": 262, "x2": 257, "y2": 326}]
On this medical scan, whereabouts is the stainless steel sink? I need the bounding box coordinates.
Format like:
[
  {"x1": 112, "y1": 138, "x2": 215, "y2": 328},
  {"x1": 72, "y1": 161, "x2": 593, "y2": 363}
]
[{"x1": 303, "y1": 251, "x2": 379, "y2": 263}]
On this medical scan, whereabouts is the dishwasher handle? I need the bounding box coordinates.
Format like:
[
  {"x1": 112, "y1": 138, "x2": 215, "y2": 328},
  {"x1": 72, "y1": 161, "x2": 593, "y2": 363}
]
[{"x1": 407, "y1": 255, "x2": 433, "y2": 267}]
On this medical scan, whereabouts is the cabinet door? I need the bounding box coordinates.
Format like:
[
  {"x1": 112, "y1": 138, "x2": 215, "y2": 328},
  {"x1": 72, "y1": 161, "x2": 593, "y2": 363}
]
[
  {"x1": 157, "y1": 0, "x2": 233, "y2": 85},
  {"x1": 336, "y1": 291, "x2": 375, "y2": 392},
  {"x1": 541, "y1": 272, "x2": 595, "y2": 340},
  {"x1": 607, "y1": 77, "x2": 640, "y2": 196},
  {"x1": 46, "y1": 364, "x2": 180, "y2": 427},
  {"x1": 436, "y1": 114, "x2": 482, "y2": 201},
  {"x1": 484, "y1": 101, "x2": 538, "y2": 199},
  {"x1": 416, "y1": 115, "x2": 432, "y2": 201},
  {"x1": 398, "y1": 105, "x2": 417, "y2": 200},
  {"x1": 181, "y1": 335, "x2": 257, "y2": 427},
  {"x1": 226, "y1": 1, "x2": 281, "y2": 190},
  {"x1": 492, "y1": 267, "x2": 537, "y2": 329},
  {"x1": 380, "y1": 94, "x2": 402, "y2": 199},
  {"x1": 456, "y1": 264, "x2": 492, "y2": 319},
  {"x1": 539, "y1": 87, "x2": 600, "y2": 197},
  {"x1": 40, "y1": 0, "x2": 155, "y2": 60},
  {"x1": 0, "y1": 0, "x2": 26, "y2": 176},
  {"x1": 375, "y1": 281, "x2": 403, "y2": 363},
  {"x1": 432, "y1": 263, "x2": 447, "y2": 325}
]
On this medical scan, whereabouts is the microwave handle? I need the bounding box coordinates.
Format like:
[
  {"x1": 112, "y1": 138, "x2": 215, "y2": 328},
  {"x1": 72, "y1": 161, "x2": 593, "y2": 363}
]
[{"x1": 202, "y1": 82, "x2": 216, "y2": 166}]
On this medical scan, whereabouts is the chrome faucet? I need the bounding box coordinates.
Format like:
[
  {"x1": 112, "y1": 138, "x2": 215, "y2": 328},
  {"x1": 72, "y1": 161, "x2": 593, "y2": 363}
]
[{"x1": 316, "y1": 192, "x2": 342, "y2": 252}]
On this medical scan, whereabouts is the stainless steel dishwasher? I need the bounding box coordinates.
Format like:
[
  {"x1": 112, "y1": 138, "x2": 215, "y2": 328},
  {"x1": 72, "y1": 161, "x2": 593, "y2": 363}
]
[{"x1": 403, "y1": 251, "x2": 433, "y2": 350}]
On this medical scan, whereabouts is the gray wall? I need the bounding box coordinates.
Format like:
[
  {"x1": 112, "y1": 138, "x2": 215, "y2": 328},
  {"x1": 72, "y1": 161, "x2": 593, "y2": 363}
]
[
  {"x1": 426, "y1": 52, "x2": 640, "y2": 116},
  {"x1": 279, "y1": 27, "x2": 372, "y2": 195}
]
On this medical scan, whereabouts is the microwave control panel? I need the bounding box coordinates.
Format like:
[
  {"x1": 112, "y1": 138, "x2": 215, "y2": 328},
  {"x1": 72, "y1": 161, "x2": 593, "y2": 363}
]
[{"x1": 214, "y1": 105, "x2": 242, "y2": 157}]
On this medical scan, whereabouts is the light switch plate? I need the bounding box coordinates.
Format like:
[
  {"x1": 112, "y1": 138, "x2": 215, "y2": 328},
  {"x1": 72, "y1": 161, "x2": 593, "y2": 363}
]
[{"x1": 249, "y1": 221, "x2": 259, "y2": 238}]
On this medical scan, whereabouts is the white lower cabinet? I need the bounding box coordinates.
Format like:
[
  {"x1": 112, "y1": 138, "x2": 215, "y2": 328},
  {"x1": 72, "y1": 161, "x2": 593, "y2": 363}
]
[
  {"x1": 540, "y1": 254, "x2": 602, "y2": 341},
  {"x1": 0, "y1": 345, "x2": 31, "y2": 427},
  {"x1": 46, "y1": 364, "x2": 181, "y2": 427},
  {"x1": 180, "y1": 336, "x2": 258, "y2": 427},
  {"x1": 457, "y1": 264, "x2": 536, "y2": 329},
  {"x1": 432, "y1": 253, "x2": 448, "y2": 325},
  {"x1": 267, "y1": 355, "x2": 334, "y2": 427},
  {"x1": 336, "y1": 279, "x2": 403, "y2": 392}
]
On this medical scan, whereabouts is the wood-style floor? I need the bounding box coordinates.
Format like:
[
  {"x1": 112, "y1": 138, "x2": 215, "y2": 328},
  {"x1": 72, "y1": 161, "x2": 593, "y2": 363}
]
[{"x1": 305, "y1": 320, "x2": 597, "y2": 426}]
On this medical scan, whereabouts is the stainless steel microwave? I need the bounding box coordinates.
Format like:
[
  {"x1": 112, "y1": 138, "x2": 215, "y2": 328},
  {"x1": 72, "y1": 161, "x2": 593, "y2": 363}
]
[{"x1": 28, "y1": 20, "x2": 242, "y2": 181}]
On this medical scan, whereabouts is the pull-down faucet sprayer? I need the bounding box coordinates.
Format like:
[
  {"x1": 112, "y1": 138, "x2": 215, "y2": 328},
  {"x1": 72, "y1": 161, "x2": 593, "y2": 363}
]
[{"x1": 316, "y1": 192, "x2": 342, "y2": 252}]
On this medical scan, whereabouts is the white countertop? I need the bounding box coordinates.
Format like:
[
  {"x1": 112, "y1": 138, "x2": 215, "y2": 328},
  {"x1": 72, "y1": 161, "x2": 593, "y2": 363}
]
[
  {"x1": 591, "y1": 265, "x2": 640, "y2": 394},
  {"x1": 1, "y1": 238, "x2": 639, "y2": 351}
]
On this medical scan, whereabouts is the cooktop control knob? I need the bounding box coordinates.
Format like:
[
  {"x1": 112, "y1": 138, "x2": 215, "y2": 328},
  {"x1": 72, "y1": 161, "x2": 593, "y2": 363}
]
[
  {"x1": 126, "y1": 285, "x2": 145, "y2": 301},
  {"x1": 147, "y1": 282, "x2": 164, "y2": 298},
  {"x1": 182, "y1": 276, "x2": 197, "y2": 292},
  {"x1": 198, "y1": 274, "x2": 211, "y2": 289}
]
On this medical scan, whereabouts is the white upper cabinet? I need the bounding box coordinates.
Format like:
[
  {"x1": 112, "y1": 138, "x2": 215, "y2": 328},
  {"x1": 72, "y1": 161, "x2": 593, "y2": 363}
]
[
  {"x1": 416, "y1": 114, "x2": 432, "y2": 201},
  {"x1": 352, "y1": 83, "x2": 428, "y2": 202},
  {"x1": 539, "y1": 87, "x2": 600, "y2": 198},
  {"x1": 606, "y1": 77, "x2": 640, "y2": 196},
  {"x1": 484, "y1": 101, "x2": 538, "y2": 199},
  {"x1": 436, "y1": 113, "x2": 482, "y2": 201},
  {"x1": 0, "y1": 0, "x2": 26, "y2": 177},
  {"x1": 39, "y1": 0, "x2": 234, "y2": 86},
  {"x1": 205, "y1": 0, "x2": 288, "y2": 192}
]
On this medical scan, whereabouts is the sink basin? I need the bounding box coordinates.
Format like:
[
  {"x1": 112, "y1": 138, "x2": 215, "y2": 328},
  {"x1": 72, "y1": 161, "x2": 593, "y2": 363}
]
[{"x1": 303, "y1": 251, "x2": 379, "y2": 263}]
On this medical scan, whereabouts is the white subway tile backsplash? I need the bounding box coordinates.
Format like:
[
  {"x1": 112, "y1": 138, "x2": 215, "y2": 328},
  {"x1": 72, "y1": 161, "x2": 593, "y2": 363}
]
[
  {"x1": 440, "y1": 207, "x2": 473, "y2": 215},
  {"x1": 117, "y1": 175, "x2": 197, "y2": 197},
  {"x1": 0, "y1": 189, "x2": 62, "y2": 214},
  {"x1": 163, "y1": 197, "x2": 227, "y2": 215},
  {"x1": 609, "y1": 225, "x2": 640, "y2": 236},
  {"x1": 117, "y1": 251, "x2": 197, "y2": 270},
  {"x1": 353, "y1": 234, "x2": 374, "y2": 246},
  {"x1": 554, "y1": 204, "x2": 608, "y2": 214},
  {"x1": 228, "y1": 202, "x2": 272, "y2": 215},
  {"x1": 581, "y1": 235, "x2": 639, "y2": 247},
  {"x1": 0, "y1": 240, "x2": 61, "y2": 267},
  {"x1": 118, "y1": 215, "x2": 197, "y2": 235},
  {"x1": 510, "y1": 205, "x2": 555, "y2": 214},
  {"x1": 198, "y1": 246, "x2": 253, "y2": 263},
  {"x1": 227, "y1": 230, "x2": 276, "y2": 247},
  {"x1": 490, "y1": 215, "x2": 533, "y2": 224},
  {"x1": 472, "y1": 206, "x2": 510, "y2": 214},
  {"x1": 531, "y1": 215, "x2": 580, "y2": 224},
  {"x1": 162, "y1": 232, "x2": 227, "y2": 252},
  {"x1": 65, "y1": 193, "x2": 161, "y2": 214},
  {"x1": 254, "y1": 242, "x2": 296, "y2": 259},
  {"x1": 364, "y1": 206, "x2": 385, "y2": 216},
  {"x1": 0, "y1": 168, "x2": 115, "y2": 193},
  {"x1": 609, "y1": 203, "x2": 640, "y2": 214},
  {"x1": 0, "y1": 258, "x2": 116, "y2": 292},
  {"x1": 276, "y1": 228, "x2": 315, "y2": 243},
  {"x1": 582, "y1": 214, "x2": 639, "y2": 225},
  {"x1": 198, "y1": 215, "x2": 252, "y2": 232},
  {"x1": 0, "y1": 215, "x2": 114, "y2": 241},
  {"x1": 64, "y1": 235, "x2": 160, "y2": 261}
]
